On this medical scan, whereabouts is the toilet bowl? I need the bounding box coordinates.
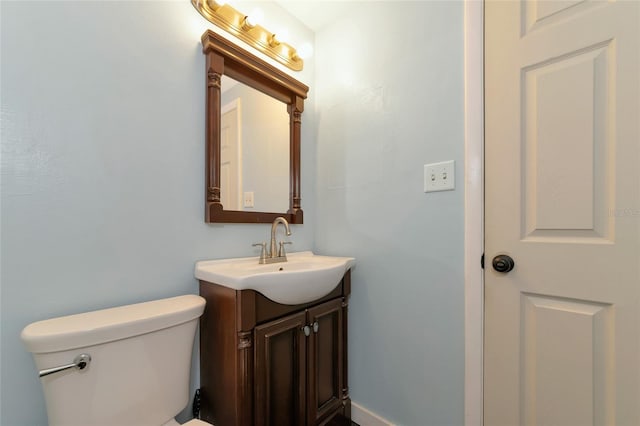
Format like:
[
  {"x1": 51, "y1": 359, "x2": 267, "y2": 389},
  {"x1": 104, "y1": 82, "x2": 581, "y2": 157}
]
[{"x1": 21, "y1": 295, "x2": 212, "y2": 426}]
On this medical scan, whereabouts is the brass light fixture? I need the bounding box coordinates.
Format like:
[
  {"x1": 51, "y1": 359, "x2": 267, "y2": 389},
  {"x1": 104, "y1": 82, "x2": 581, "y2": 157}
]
[{"x1": 191, "y1": 0, "x2": 303, "y2": 71}]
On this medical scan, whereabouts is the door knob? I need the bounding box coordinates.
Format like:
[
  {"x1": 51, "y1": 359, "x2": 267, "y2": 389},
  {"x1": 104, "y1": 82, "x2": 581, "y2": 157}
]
[{"x1": 492, "y1": 254, "x2": 515, "y2": 273}]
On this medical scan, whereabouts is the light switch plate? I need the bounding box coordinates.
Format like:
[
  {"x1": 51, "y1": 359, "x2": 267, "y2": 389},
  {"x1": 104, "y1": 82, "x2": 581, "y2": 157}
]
[
  {"x1": 424, "y1": 160, "x2": 455, "y2": 192},
  {"x1": 243, "y1": 191, "x2": 254, "y2": 208}
]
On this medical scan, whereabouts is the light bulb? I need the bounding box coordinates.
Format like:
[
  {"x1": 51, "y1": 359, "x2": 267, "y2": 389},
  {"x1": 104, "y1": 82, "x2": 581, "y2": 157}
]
[
  {"x1": 276, "y1": 28, "x2": 289, "y2": 44},
  {"x1": 247, "y1": 8, "x2": 264, "y2": 27},
  {"x1": 298, "y1": 42, "x2": 313, "y2": 59},
  {"x1": 207, "y1": 0, "x2": 226, "y2": 10}
]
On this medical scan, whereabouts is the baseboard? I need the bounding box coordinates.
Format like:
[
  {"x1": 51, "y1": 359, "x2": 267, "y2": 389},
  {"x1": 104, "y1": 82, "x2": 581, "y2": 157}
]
[{"x1": 351, "y1": 402, "x2": 395, "y2": 426}]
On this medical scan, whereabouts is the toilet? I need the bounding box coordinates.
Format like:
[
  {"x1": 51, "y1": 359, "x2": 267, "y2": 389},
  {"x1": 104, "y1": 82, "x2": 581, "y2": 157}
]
[{"x1": 21, "y1": 294, "x2": 212, "y2": 426}]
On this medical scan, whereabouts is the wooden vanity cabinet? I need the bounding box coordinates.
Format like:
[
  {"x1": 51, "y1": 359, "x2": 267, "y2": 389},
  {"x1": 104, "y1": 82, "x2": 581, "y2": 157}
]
[{"x1": 199, "y1": 271, "x2": 351, "y2": 426}]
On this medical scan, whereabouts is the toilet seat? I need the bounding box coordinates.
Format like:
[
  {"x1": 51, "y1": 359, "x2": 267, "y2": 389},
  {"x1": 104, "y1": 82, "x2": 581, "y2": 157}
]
[
  {"x1": 162, "y1": 418, "x2": 212, "y2": 426},
  {"x1": 183, "y1": 420, "x2": 213, "y2": 426}
]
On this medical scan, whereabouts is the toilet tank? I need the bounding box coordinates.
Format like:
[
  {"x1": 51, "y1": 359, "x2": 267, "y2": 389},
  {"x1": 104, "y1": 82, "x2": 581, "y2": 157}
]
[{"x1": 21, "y1": 295, "x2": 206, "y2": 426}]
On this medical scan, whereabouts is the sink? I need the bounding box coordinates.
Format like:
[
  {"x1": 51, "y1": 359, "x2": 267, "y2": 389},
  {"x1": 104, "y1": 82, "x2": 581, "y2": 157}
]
[{"x1": 195, "y1": 251, "x2": 355, "y2": 305}]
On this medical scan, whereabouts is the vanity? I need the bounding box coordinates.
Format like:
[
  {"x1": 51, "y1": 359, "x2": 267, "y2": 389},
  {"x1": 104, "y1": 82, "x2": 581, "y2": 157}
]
[
  {"x1": 194, "y1": 22, "x2": 351, "y2": 425},
  {"x1": 196, "y1": 252, "x2": 355, "y2": 426}
]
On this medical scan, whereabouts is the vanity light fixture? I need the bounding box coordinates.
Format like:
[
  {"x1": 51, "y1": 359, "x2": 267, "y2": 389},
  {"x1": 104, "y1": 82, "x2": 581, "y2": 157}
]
[{"x1": 191, "y1": 0, "x2": 303, "y2": 71}]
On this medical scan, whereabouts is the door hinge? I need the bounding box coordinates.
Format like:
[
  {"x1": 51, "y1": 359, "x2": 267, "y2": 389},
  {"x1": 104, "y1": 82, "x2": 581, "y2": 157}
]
[
  {"x1": 481, "y1": 253, "x2": 484, "y2": 269},
  {"x1": 192, "y1": 388, "x2": 201, "y2": 419}
]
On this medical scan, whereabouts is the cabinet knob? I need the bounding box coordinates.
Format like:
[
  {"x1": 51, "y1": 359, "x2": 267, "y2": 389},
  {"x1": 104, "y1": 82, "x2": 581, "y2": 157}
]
[
  {"x1": 302, "y1": 325, "x2": 311, "y2": 336},
  {"x1": 312, "y1": 321, "x2": 319, "y2": 333}
]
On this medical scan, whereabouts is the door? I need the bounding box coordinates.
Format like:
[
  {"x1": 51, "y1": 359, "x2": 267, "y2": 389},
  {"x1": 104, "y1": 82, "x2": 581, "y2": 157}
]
[
  {"x1": 485, "y1": 1, "x2": 639, "y2": 425},
  {"x1": 254, "y1": 311, "x2": 307, "y2": 426},
  {"x1": 307, "y1": 299, "x2": 344, "y2": 425},
  {"x1": 220, "y1": 99, "x2": 242, "y2": 210}
]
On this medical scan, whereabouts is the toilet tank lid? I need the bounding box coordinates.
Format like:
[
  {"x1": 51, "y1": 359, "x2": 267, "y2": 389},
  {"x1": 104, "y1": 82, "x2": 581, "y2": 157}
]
[{"x1": 21, "y1": 295, "x2": 206, "y2": 354}]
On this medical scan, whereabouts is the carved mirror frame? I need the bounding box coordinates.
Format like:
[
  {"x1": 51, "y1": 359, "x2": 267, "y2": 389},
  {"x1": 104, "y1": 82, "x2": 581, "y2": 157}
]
[{"x1": 201, "y1": 30, "x2": 309, "y2": 224}]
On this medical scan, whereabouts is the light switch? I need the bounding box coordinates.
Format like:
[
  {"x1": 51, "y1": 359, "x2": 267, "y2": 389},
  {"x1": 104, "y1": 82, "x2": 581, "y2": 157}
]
[
  {"x1": 424, "y1": 160, "x2": 455, "y2": 192},
  {"x1": 243, "y1": 191, "x2": 254, "y2": 208}
]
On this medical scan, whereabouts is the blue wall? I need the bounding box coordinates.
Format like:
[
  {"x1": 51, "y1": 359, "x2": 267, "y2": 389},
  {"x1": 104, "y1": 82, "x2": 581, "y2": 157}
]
[
  {"x1": 0, "y1": 2, "x2": 314, "y2": 424},
  {"x1": 2, "y1": 1, "x2": 466, "y2": 425},
  {"x1": 314, "y1": 2, "x2": 465, "y2": 425}
]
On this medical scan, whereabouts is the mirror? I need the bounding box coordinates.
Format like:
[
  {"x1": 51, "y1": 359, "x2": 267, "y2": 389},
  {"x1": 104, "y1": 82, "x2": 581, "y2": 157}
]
[{"x1": 201, "y1": 30, "x2": 309, "y2": 224}]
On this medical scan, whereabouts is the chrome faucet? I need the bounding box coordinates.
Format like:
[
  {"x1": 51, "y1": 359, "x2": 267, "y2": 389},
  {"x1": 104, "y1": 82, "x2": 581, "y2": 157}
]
[{"x1": 252, "y1": 216, "x2": 292, "y2": 264}]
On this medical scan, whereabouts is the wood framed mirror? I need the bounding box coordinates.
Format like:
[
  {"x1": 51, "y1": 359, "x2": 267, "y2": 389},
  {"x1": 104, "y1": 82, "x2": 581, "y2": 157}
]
[{"x1": 201, "y1": 30, "x2": 309, "y2": 224}]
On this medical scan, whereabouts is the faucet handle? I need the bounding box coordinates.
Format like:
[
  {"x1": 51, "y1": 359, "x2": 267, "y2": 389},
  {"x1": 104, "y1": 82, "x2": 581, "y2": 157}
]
[
  {"x1": 278, "y1": 241, "x2": 292, "y2": 258},
  {"x1": 252, "y1": 242, "x2": 267, "y2": 264}
]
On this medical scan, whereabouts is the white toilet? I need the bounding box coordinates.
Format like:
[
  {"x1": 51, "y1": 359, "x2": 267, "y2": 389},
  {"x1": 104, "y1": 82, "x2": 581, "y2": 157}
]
[{"x1": 21, "y1": 294, "x2": 212, "y2": 426}]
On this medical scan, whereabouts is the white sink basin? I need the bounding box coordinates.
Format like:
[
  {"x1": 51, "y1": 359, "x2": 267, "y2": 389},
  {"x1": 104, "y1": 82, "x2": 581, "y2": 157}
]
[{"x1": 195, "y1": 251, "x2": 355, "y2": 305}]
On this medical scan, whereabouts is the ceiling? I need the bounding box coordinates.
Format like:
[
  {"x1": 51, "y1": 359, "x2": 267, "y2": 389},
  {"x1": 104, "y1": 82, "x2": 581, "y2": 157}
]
[{"x1": 276, "y1": 1, "x2": 360, "y2": 32}]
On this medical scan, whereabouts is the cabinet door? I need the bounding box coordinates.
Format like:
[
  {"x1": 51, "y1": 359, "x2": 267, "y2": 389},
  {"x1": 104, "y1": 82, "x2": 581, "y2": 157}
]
[
  {"x1": 307, "y1": 299, "x2": 344, "y2": 424},
  {"x1": 254, "y1": 311, "x2": 307, "y2": 426}
]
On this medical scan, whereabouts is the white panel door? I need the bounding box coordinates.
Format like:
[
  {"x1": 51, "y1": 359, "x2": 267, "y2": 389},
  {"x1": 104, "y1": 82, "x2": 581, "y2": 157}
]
[
  {"x1": 220, "y1": 100, "x2": 242, "y2": 211},
  {"x1": 484, "y1": 1, "x2": 640, "y2": 425}
]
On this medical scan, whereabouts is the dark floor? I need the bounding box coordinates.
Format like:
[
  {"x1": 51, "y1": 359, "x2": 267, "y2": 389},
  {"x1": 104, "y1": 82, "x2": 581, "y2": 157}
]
[{"x1": 325, "y1": 414, "x2": 359, "y2": 426}]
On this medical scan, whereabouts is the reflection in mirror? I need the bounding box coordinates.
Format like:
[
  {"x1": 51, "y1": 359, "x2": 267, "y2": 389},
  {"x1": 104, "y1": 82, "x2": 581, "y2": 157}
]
[{"x1": 220, "y1": 76, "x2": 289, "y2": 213}]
